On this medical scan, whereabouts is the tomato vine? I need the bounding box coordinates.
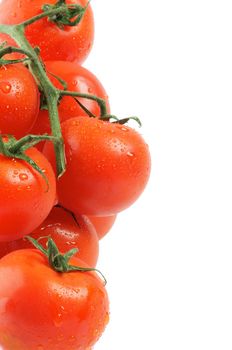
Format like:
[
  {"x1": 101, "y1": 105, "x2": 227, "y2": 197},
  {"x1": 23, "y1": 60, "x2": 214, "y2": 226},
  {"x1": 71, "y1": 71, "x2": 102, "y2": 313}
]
[{"x1": 0, "y1": 0, "x2": 108, "y2": 177}]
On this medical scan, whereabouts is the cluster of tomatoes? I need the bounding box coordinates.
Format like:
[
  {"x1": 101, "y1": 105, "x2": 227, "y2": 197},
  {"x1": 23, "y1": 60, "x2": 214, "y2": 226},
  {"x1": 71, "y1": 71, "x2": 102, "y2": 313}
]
[{"x1": 0, "y1": 0, "x2": 151, "y2": 349}]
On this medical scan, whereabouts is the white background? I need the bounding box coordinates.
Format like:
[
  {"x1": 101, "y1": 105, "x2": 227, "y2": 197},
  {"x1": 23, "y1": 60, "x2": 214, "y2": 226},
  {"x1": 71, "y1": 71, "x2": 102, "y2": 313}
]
[
  {"x1": 87, "y1": 1, "x2": 232, "y2": 349},
  {"x1": 0, "y1": 1, "x2": 232, "y2": 349}
]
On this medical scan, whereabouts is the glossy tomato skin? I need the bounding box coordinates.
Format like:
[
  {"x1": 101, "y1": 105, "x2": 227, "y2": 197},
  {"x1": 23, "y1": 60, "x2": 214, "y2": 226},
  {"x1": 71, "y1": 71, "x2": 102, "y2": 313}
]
[
  {"x1": 31, "y1": 61, "x2": 110, "y2": 142},
  {"x1": 0, "y1": 147, "x2": 56, "y2": 241},
  {"x1": 43, "y1": 117, "x2": 151, "y2": 216},
  {"x1": 0, "y1": 206, "x2": 99, "y2": 266},
  {"x1": 0, "y1": 249, "x2": 109, "y2": 350},
  {"x1": 87, "y1": 214, "x2": 117, "y2": 239},
  {"x1": 0, "y1": 64, "x2": 39, "y2": 138},
  {"x1": 0, "y1": 0, "x2": 94, "y2": 63}
]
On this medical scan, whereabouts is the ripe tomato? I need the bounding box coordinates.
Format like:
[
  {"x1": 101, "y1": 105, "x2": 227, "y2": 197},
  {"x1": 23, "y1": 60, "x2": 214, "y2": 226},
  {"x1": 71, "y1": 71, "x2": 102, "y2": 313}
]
[
  {"x1": 0, "y1": 249, "x2": 109, "y2": 350},
  {"x1": 0, "y1": 206, "x2": 99, "y2": 266},
  {"x1": 0, "y1": 0, "x2": 94, "y2": 63},
  {"x1": 0, "y1": 64, "x2": 39, "y2": 138},
  {"x1": 87, "y1": 214, "x2": 117, "y2": 239},
  {"x1": 0, "y1": 146, "x2": 56, "y2": 241},
  {"x1": 43, "y1": 117, "x2": 151, "y2": 216},
  {"x1": 31, "y1": 61, "x2": 110, "y2": 143}
]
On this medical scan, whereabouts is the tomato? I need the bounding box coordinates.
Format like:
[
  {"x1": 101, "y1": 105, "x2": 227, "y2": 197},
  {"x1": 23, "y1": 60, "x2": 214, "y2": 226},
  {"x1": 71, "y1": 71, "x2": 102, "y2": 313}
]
[
  {"x1": 0, "y1": 249, "x2": 109, "y2": 350},
  {"x1": 0, "y1": 0, "x2": 94, "y2": 63},
  {"x1": 43, "y1": 117, "x2": 151, "y2": 216},
  {"x1": 87, "y1": 214, "x2": 117, "y2": 239},
  {"x1": 31, "y1": 61, "x2": 110, "y2": 143},
  {"x1": 0, "y1": 146, "x2": 56, "y2": 241},
  {"x1": 0, "y1": 206, "x2": 99, "y2": 266},
  {"x1": 0, "y1": 64, "x2": 39, "y2": 138}
]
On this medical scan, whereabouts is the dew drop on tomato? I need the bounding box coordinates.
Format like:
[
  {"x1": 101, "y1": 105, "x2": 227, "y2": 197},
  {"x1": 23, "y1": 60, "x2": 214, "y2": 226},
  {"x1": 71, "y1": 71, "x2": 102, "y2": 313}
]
[
  {"x1": 66, "y1": 241, "x2": 76, "y2": 246},
  {"x1": 19, "y1": 173, "x2": 28, "y2": 181},
  {"x1": 69, "y1": 335, "x2": 76, "y2": 343},
  {"x1": 0, "y1": 82, "x2": 11, "y2": 94},
  {"x1": 127, "y1": 151, "x2": 135, "y2": 157}
]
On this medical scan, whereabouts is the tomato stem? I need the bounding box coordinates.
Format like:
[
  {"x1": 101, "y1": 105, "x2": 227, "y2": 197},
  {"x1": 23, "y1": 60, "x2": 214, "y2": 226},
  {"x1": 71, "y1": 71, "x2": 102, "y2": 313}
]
[
  {"x1": 0, "y1": 24, "x2": 66, "y2": 176},
  {"x1": 0, "y1": 135, "x2": 50, "y2": 188},
  {"x1": 26, "y1": 235, "x2": 107, "y2": 284},
  {"x1": 20, "y1": 6, "x2": 79, "y2": 27},
  {"x1": 8, "y1": 134, "x2": 57, "y2": 153},
  {"x1": 59, "y1": 90, "x2": 108, "y2": 117},
  {"x1": 0, "y1": 1, "x2": 109, "y2": 176}
]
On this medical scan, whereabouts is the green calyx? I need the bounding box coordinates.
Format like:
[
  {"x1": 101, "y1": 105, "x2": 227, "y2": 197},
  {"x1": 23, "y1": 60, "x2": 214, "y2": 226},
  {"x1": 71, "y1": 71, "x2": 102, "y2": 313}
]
[
  {"x1": 26, "y1": 235, "x2": 107, "y2": 285},
  {"x1": 0, "y1": 134, "x2": 55, "y2": 188},
  {"x1": 42, "y1": 0, "x2": 89, "y2": 28}
]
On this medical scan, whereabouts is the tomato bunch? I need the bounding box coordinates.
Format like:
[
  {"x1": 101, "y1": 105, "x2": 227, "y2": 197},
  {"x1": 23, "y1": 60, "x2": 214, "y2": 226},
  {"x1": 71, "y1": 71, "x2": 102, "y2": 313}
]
[{"x1": 0, "y1": 1, "x2": 151, "y2": 349}]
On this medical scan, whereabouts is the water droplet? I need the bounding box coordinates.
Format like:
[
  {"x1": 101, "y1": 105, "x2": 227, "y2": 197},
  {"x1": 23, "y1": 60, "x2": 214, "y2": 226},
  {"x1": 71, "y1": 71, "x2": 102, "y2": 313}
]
[
  {"x1": 127, "y1": 151, "x2": 134, "y2": 157},
  {"x1": 6, "y1": 105, "x2": 9, "y2": 109},
  {"x1": 26, "y1": 185, "x2": 31, "y2": 190},
  {"x1": 69, "y1": 335, "x2": 76, "y2": 343},
  {"x1": 88, "y1": 87, "x2": 93, "y2": 93},
  {"x1": 67, "y1": 241, "x2": 76, "y2": 246},
  {"x1": 121, "y1": 127, "x2": 129, "y2": 132},
  {"x1": 19, "y1": 173, "x2": 28, "y2": 181},
  {"x1": 0, "y1": 82, "x2": 11, "y2": 94},
  {"x1": 13, "y1": 170, "x2": 18, "y2": 175}
]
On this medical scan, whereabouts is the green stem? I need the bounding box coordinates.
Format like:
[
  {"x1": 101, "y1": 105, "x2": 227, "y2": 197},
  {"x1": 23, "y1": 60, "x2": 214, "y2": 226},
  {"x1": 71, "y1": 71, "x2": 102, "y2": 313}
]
[
  {"x1": 0, "y1": 57, "x2": 30, "y2": 65},
  {"x1": 60, "y1": 90, "x2": 107, "y2": 117},
  {"x1": 20, "y1": 6, "x2": 72, "y2": 26},
  {"x1": 9, "y1": 134, "x2": 56, "y2": 153},
  {"x1": 0, "y1": 136, "x2": 7, "y2": 156},
  {"x1": 0, "y1": 1, "x2": 109, "y2": 176},
  {"x1": 26, "y1": 235, "x2": 107, "y2": 284},
  {"x1": 0, "y1": 24, "x2": 66, "y2": 176},
  {"x1": 0, "y1": 44, "x2": 33, "y2": 59}
]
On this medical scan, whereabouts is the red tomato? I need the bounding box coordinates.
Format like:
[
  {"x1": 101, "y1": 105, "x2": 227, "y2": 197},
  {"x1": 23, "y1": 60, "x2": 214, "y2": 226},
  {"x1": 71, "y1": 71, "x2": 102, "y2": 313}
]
[
  {"x1": 0, "y1": 0, "x2": 94, "y2": 63},
  {"x1": 0, "y1": 249, "x2": 109, "y2": 350},
  {"x1": 30, "y1": 109, "x2": 51, "y2": 152},
  {"x1": 31, "y1": 61, "x2": 110, "y2": 143},
  {"x1": 0, "y1": 64, "x2": 39, "y2": 138},
  {"x1": 87, "y1": 214, "x2": 117, "y2": 239},
  {"x1": 0, "y1": 206, "x2": 99, "y2": 266},
  {"x1": 0, "y1": 147, "x2": 56, "y2": 241},
  {"x1": 43, "y1": 117, "x2": 151, "y2": 216}
]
